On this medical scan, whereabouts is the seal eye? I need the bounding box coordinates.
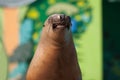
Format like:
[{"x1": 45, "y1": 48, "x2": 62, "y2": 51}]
[
  {"x1": 52, "y1": 23, "x2": 57, "y2": 29},
  {"x1": 43, "y1": 25, "x2": 45, "y2": 27}
]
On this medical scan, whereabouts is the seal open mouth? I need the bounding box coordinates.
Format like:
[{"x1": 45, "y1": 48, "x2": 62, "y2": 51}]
[{"x1": 48, "y1": 14, "x2": 71, "y2": 30}]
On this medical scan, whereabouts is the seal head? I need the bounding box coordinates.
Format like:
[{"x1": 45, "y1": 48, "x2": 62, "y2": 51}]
[{"x1": 42, "y1": 14, "x2": 72, "y2": 45}]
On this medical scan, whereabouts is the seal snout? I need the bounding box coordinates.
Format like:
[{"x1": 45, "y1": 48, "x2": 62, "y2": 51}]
[{"x1": 50, "y1": 14, "x2": 71, "y2": 30}]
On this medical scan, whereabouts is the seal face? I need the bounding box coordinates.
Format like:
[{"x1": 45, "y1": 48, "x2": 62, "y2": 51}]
[
  {"x1": 47, "y1": 14, "x2": 71, "y2": 30},
  {"x1": 43, "y1": 14, "x2": 72, "y2": 45}
]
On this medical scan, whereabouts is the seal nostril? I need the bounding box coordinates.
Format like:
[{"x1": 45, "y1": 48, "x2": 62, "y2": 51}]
[
  {"x1": 66, "y1": 16, "x2": 71, "y2": 22},
  {"x1": 60, "y1": 15, "x2": 62, "y2": 20},
  {"x1": 60, "y1": 14, "x2": 65, "y2": 21}
]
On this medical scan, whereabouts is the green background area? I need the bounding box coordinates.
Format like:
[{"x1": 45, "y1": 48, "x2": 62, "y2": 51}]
[
  {"x1": 0, "y1": 40, "x2": 8, "y2": 80},
  {"x1": 0, "y1": 9, "x2": 8, "y2": 80},
  {"x1": 76, "y1": 0, "x2": 102, "y2": 80}
]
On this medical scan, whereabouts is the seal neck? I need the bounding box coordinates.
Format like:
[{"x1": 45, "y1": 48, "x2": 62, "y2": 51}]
[{"x1": 40, "y1": 35, "x2": 73, "y2": 49}]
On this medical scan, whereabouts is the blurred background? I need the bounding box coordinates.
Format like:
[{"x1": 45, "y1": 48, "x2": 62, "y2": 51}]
[
  {"x1": 103, "y1": 0, "x2": 120, "y2": 80},
  {"x1": 1, "y1": 0, "x2": 119, "y2": 80}
]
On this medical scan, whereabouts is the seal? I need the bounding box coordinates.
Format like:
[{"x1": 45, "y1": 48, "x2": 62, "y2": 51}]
[{"x1": 26, "y1": 14, "x2": 82, "y2": 80}]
